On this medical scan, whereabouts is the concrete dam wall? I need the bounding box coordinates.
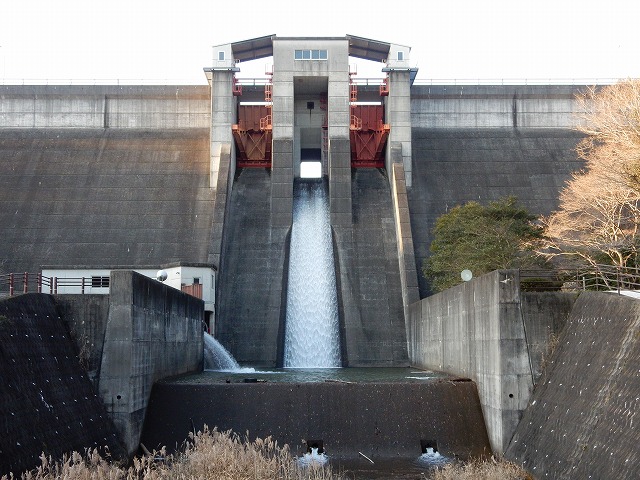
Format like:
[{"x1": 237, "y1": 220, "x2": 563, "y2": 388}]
[
  {"x1": 408, "y1": 85, "x2": 586, "y2": 297},
  {"x1": 506, "y1": 292, "x2": 640, "y2": 479},
  {"x1": 0, "y1": 127, "x2": 214, "y2": 275},
  {"x1": 215, "y1": 168, "x2": 407, "y2": 367}
]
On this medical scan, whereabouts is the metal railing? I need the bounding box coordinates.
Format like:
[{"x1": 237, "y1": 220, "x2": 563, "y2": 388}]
[
  {"x1": 1, "y1": 78, "x2": 208, "y2": 86},
  {"x1": 412, "y1": 78, "x2": 620, "y2": 86},
  {"x1": 1, "y1": 77, "x2": 624, "y2": 88},
  {"x1": 0, "y1": 273, "x2": 203, "y2": 300},
  {"x1": 0, "y1": 273, "x2": 100, "y2": 297},
  {"x1": 520, "y1": 264, "x2": 640, "y2": 293}
]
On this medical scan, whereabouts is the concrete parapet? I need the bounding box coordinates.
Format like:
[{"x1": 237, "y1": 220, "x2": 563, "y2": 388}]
[
  {"x1": 410, "y1": 85, "x2": 585, "y2": 129},
  {"x1": 0, "y1": 85, "x2": 210, "y2": 129},
  {"x1": 407, "y1": 270, "x2": 533, "y2": 454},
  {"x1": 98, "y1": 271, "x2": 203, "y2": 454}
]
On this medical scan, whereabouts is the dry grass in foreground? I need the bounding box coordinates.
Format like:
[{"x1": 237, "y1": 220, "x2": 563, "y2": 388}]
[
  {"x1": 433, "y1": 457, "x2": 532, "y2": 480},
  {"x1": 2, "y1": 427, "x2": 343, "y2": 480}
]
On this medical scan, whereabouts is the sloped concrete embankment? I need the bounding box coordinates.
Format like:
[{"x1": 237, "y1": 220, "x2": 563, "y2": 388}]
[
  {"x1": 0, "y1": 271, "x2": 204, "y2": 474},
  {"x1": 407, "y1": 270, "x2": 576, "y2": 455},
  {"x1": 0, "y1": 294, "x2": 125, "y2": 476},
  {"x1": 506, "y1": 292, "x2": 640, "y2": 479}
]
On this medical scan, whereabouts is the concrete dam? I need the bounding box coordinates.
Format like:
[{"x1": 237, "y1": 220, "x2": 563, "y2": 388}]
[{"x1": 4, "y1": 34, "x2": 635, "y2": 477}]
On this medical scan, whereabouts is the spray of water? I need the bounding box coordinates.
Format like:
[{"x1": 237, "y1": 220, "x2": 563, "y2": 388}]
[
  {"x1": 284, "y1": 181, "x2": 341, "y2": 368},
  {"x1": 204, "y1": 332, "x2": 254, "y2": 372}
]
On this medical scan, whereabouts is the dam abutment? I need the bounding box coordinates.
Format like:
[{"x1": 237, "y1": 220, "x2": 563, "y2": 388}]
[
  {"x1": 507, "y1": 292, "x2": 640, "y2": 479},
  {"x1": 407, "y1": 270, "x2": 577, "y2": 454}
]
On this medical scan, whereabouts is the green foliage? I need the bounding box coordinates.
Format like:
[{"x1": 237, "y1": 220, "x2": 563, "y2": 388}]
[{"x1": 423, "y1": 196, "x2": 545, "y2": 292}]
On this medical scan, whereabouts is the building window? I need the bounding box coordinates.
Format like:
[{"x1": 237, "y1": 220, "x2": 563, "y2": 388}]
[
  {"x1": 91, "y1": 276, "x2": 110, "y2": 288},
  {"x1": 218, "y1": 51, "x2": 225, "y2": 61},
  {"x1": 193, "y1": 277, "x2": 200, "y2": 284},
  {"x1": 397, "y1": 51, "x2": 404, "y2": 61},
  {"x1": 294, "y1": 49, "x2": 327, "y2": 60}
]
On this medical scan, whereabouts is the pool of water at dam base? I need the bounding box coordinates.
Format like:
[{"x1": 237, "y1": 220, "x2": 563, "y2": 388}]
[{"x1": 175, "y1": 367, "x2": 451, "y2": 384}]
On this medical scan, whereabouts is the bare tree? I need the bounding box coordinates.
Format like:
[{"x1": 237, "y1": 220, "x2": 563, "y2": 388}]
[{"x1": 540, "y1": 80, "x2": 640, "y2": 276}]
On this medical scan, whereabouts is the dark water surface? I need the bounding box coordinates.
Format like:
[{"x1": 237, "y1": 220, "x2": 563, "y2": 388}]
[{"x1": 176, "y1": 367, "x2": 452, "y2": 384}]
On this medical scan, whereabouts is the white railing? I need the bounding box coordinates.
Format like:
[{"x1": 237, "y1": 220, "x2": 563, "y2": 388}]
[
  {"x1": 412, "y1": 78, "x2": 621, "y2": 86},
  {"x1": 0, "y1": 78, "x2": 208, "y2": 86},
  {"x1": 1, "y1": 77, "x2": 626, "y2": 87}
]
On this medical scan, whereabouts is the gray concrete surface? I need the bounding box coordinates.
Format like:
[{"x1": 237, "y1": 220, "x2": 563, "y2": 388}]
[
  {"x1": 410, "y1": 85, "x2": 586, "y2": 129},
  {"x1": 215, "y1": 168, "x2": 288, "y2": 366},
  {"x1": 141, "y1": 378, "x2": 491, "y2": 461},
  {"x1": 0, "y1": 128, "x2": 214, "y2": 275},
  {"x1": 390, "y1": 160, "x2": 420, "y2": 324},
  {"x1": 507, "y1": 292, "x2": 640, "y2": 479},
  {"x1": 407, "y1": 270, "x2": 533, "y2": 455},
  {"x1": 0, "y1": 85, "x2": 210, "y2": 128},
  {"x1": 335, "y1": 169, "x2": 407, "y2": 366},
  {"x1": 520, "y1": 292, "x2": 577, "y2": 382},
  {"x1": 55, "y1": 294, "x2": 111, "y2": 386},
  {"x1": 409, "y1": 128, "x2": 584, "y2": 296},
  {"x1": 0, "y1": 294, "x2": 125, "y2": 475},
  {"x1": 98, "y1": 271, "x2": 203, "y2": 455}
]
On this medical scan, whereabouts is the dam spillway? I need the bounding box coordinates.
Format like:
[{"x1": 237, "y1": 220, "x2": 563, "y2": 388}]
[{"x1": 284, "y1": 180, "x2": 341, "y2": 368}]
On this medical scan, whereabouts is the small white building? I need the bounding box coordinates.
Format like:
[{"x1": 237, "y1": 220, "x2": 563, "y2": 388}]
[{"x1": 41, "y1": 262, "x2": 216, "y2": 331}]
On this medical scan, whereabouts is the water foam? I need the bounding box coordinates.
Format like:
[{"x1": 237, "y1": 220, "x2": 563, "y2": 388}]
[
  {"x1": 284, "y1": 181, "x2": 341, "y2": 368},
  {"x1": 298, "y1": 447, "x2": 329, "y2": 467},
  {"x1": 204, "y1": 332, "x2": 255, "y2": 372}
]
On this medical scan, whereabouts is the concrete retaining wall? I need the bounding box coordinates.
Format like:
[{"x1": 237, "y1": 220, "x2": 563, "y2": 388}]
[
  {"x1": 520, "y1": 292, "x2": 577, "y2": 382},
  {"x1": 0, "y1": 294, "x2": 125, "y2": 476},
  {"x1": 408, "y1": 272, "x2": 578, "y2": 455},
  {"x1": 408, "y1": 270, "x2": 525, "y2": 454},
  {"x1": 141, "y1": 379, "x2": 491, "y2": 462},
  {"x1": 98, "y1": 271, "x2": 203, "y2": 454},
  {"x1": 507, "y1": 292, "x2": 640, "y2": 479},
  {"x1": 0, "y1": 85, "x2": 210, "y2": 128},
  {"x1": 54, "y1": 294, "x2": 111, "y2": 386}
]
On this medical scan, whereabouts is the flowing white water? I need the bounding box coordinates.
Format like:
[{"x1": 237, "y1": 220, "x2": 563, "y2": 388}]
[
  {"x1": 284, "y1": 181, "x2": 341, "y2": 368},
  {"x1": 204, "y1": 332, "x2": 254, "y2": 372}
]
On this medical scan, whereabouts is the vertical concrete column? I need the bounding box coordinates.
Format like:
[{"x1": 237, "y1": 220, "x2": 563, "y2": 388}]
[
  {"x1": 271, "y1": 74, "x2": 294, "y2": 227},
  {"x1": 391, "y1": 161, "x2": 420, "y2": 323},
  {"x1": 386, "y1": 70, "x2": 413, "y2": 188},
  {"x1": 209, "y1": 71, "x2": 236, "y2": 189},
  {"x1": 328, "y1": 76, "x2": 352, "y2": 226}
]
